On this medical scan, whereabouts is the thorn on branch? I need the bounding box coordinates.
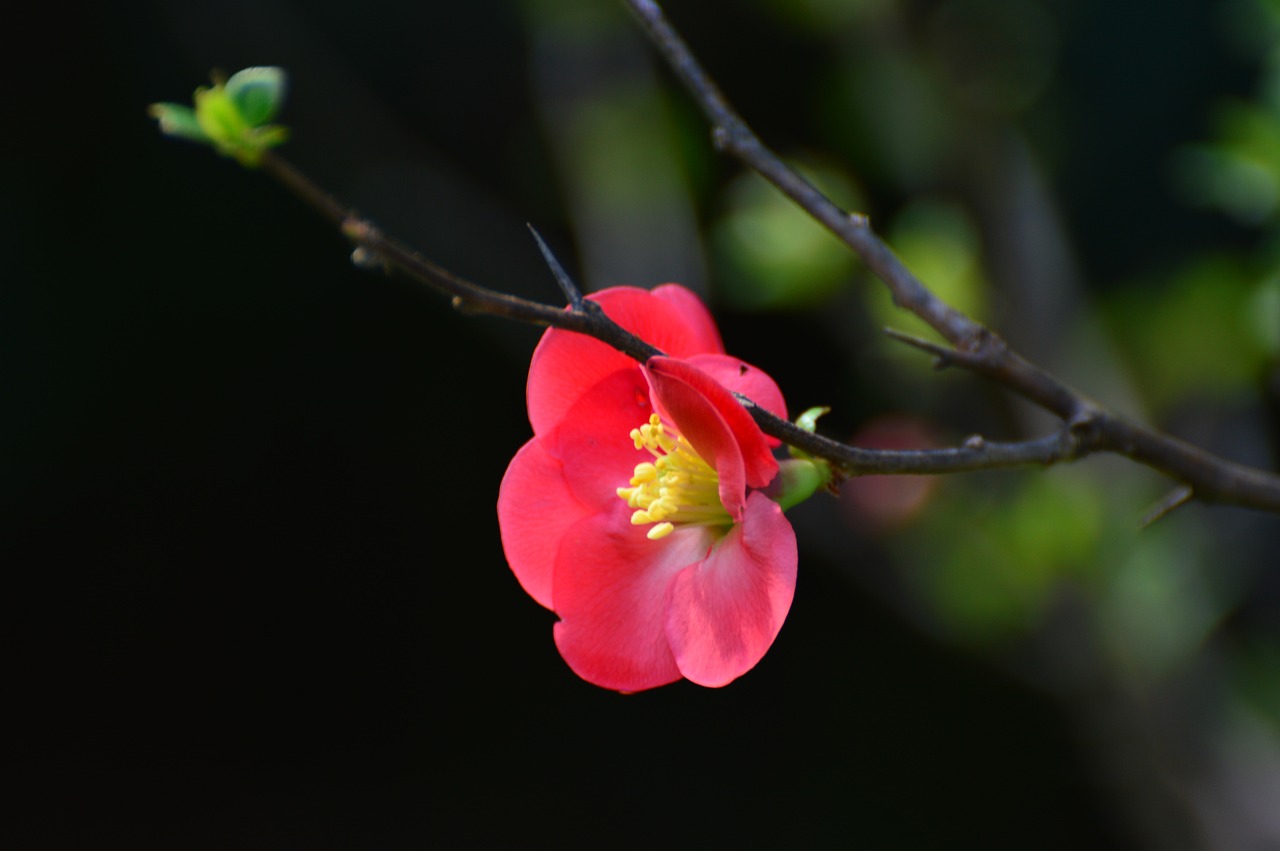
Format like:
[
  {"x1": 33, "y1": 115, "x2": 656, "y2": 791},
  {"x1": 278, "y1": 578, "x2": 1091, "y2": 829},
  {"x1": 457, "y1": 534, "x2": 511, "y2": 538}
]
[
  {"x1": 883, "y1": 327, "x2": 956, "y2": 369},
  {"x1": 528, "y1": 225, "x2": 586, "y2": 310},
  {"x1": 1139, "y1": 485, "x2": 1195, "y2": 528}
]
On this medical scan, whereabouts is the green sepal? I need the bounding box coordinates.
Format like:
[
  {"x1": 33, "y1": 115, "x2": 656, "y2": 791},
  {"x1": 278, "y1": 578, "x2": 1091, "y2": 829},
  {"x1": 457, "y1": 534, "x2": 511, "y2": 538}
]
[{"x1": 769, "y1": 458, "x2": 833, "y2": 512}]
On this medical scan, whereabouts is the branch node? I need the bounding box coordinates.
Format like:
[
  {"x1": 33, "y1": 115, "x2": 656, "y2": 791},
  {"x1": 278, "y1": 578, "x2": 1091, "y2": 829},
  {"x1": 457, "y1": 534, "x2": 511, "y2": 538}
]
[
  {"x1": 341, "y1": 215, "x2": 376, "y2": 244},
  {"x1": 962, "y1": 434, "x2": 986, "y2": 450},
  {"x1": 1066, "y1": 404, "x2": 1102, "y2": 433},
  {"x1": 711, "y1": 125, "x2": 731, "y2": 152},
  {"x1": 347, "y1": 246, "x2": 377, "y2": 271}
]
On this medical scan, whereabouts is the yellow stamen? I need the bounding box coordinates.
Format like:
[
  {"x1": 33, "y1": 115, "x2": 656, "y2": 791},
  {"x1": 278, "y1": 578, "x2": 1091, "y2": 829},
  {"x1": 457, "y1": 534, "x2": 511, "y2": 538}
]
[{"x1": 618, "y1": 414, "x2": 732, "y2": 541}]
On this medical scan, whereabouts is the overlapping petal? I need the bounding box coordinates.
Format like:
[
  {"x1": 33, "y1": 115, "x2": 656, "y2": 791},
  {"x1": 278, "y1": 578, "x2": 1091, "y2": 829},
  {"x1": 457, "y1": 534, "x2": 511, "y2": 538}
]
[
  {"x1": 499, "y1": 284, "x2": 799, "y2": 691},
  {"x1": 497, "y1": 438, "x2": 584, "y2": 610},
  {"x1": 665, "y1": 493, "x2": 797, "y2": 686},
  {"x1": 526, "y1": 286, "x2": 723, "y2": 435},
  {"x1": 552, "y1": 506, "x2": 715, "y2": 692},
  {"x1": 646, "y1": 357, "x2": 779, "y2": 516},
  {"x1": 682, "y1": 353, "x2": 788, "y2": 427}
]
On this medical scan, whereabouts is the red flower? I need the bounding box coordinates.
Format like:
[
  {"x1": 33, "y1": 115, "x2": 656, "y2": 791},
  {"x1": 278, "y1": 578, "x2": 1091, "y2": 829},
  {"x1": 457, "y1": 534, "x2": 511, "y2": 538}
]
[{"x1": 498, "y1": 285, "x2": 796, "y2": 691}]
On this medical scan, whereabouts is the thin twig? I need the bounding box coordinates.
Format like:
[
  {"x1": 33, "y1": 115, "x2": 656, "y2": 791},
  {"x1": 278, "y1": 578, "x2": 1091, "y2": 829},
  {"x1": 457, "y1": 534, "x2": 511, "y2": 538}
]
[
  {"x1": 260, "y1": 152, "x2": 660, "y2": 363},
  {"x1": 257, "y1": 144, "x2": 1280, "y2": 509},
  {"x1": 248, "y1": 9, "x2": 1280, "y2": 511},
  {"x1": 256, "y1": 153, "x2": 1093, "y2": 478},
  {"x1": 620, "y1": 0, "x2": 1280, "y2": 513}
]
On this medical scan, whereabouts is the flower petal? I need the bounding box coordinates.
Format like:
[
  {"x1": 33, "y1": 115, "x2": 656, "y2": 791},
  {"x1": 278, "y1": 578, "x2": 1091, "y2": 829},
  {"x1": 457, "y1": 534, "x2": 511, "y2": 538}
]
[
  {"x1": 546, "y1": 366, "x2": 655, "y2": 510},
  {"x1": 497, "y1": 437, "x2": 590, "y2": 610},
  {"x1": 665, "y1": 493, "x2": 797, "y2": 687},
  {"x1": 645, "y1": 357, "x2": 779, "y2": 510},
  {"x1": 552, "y1": 505, "x2": 714, "y2": 692},
  {"x1": 651, "y1": 284, "x2": 724, "y2": 353},
  {"x1": 682, "y1": 353, "x2": 788, "y2": 446},
  {"x1": 526, "y1": 287, "x2": 723, "y2": 435},
  {"x1": 644, "y1": 360, "x2": 747, "y2": 520}
]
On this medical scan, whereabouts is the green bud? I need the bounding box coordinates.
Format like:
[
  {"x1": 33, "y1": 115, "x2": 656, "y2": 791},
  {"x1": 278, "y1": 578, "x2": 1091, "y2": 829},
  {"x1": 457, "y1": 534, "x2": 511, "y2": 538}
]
[
  {"x1": 195, "y1": 84, "x2": 251, "y2": 151},
  {"x1": 149, "y1": 67, "x2": 290, "y2": 167},
  {"x1": 795, "y1": 405, "x2": 830, "y2": 434},
  {"x1": 769, "y1": 458, "x2": 833, "y2": 512},
  {"x1": 788, "y1": 405, "x2": 831, "y2": 460}
]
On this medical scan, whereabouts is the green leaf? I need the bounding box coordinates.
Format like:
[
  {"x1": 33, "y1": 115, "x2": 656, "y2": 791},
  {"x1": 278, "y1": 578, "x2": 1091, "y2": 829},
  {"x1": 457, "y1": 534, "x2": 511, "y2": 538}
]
[
  {"x1": 225, "y1": 66, "x2": 287, "y2": 126},
  {"x1": 147, "y1": 102, "x2": 208, "y2": 143},
  {"x1": 195, "y1": 85, "x2": 250, "y2": 149}
]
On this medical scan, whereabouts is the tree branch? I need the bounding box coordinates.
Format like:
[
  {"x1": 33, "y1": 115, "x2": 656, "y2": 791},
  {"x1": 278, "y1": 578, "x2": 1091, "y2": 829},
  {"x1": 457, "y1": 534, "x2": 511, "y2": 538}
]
[
  {"x1": 257, "y1": 152, "x2": 1088, "y2": 478},
  {"x1": 621, "y1": 0, "x2": 1280, "y2": 513},
  {"x1": 248, "y1": 2, "x2": 1280, "y2": 513}
]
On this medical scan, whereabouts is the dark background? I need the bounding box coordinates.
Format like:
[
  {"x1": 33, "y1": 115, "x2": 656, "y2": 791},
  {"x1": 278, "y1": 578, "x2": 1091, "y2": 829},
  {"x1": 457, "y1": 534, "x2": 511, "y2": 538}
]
[{"x1": 7, "y1": 1, "x2": 1275, "y2": 847}]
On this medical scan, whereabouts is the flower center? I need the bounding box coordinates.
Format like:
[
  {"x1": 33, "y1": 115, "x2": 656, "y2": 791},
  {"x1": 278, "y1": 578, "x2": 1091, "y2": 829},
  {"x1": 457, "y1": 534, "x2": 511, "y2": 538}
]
[{"x1": 616, "y1": 414, "x2": 731, "y2": 541}]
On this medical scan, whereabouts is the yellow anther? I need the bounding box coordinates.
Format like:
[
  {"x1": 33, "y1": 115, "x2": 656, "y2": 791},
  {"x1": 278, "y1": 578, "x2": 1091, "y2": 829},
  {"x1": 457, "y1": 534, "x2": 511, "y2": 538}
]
[
  {"x1": 647, "y1": 522, "x2": 675, "y2": 540},
  {"x1": 618, "y1": 414, "x2": 732, "y2": 541}
]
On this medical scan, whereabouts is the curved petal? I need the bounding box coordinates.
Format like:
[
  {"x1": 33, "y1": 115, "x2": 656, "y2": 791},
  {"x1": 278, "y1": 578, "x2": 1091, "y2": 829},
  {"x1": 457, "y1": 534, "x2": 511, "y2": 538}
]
[
  {"x1": 644, "y1": 359, "x2": 747, "y2": 521},
  {"x1": 549, "y1": 367, "x2": 655, "y2": 510},
  {"x1": 497, "y1": 437, "x2": 591, "y2": 610},
  {"x1": 526, "y1": 287, "x2": 724, "y2": 434},
  {"x1": 682, "y1": 353, "x2": 787, "y2": 446},
  {"x1": 651, "y1": 284, "x2": 724, "y2": 354},
  {"x1": 646, "y1": 357, "x2": 779, "y2": 501},
  {"x1": 526, "y1": 334, "x2": 635, "y2": 438},
  {"x1": 552, "y1": 505, "x2": 714, "y2": 692},
  {"x1": 665, "y1": 493, "x2": 797, "y2": 687}
]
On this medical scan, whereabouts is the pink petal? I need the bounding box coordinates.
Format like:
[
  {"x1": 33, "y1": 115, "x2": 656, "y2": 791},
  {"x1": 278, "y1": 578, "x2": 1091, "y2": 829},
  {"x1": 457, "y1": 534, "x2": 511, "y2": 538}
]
[
  {"x1": 646, "y1": 357, "x2": 779, "y2": 500},
  {"x1": 552, "y1": 505, "x2": 715, "y2": 692},
  {"x1": 682, "y1": 353, "x2": 788, "y2": 445},
  {"x1": 500, "y1": 367, "x2": 661, "y2": 609},
  {"x1": 665, "y1": 493, "x2": 797, "y2": 687},
  {"x1": 497, "y1": 437, "x2": 591, "y2": 610},
  {"x1": 651, "y1": 284, "x2": 724, "y2": 353},
  {"x1": 526, "y1": 287, "x2": 724, "y2": 435},
  {"x1": 525, "y1": 334, "x2": 634, "y2": 439},
  {"x1": 644, "y1": 359, "x2": 748, "y2": 521},
  {"x1": 548, "y1": 367, "x2": 656, "y2": 510}
]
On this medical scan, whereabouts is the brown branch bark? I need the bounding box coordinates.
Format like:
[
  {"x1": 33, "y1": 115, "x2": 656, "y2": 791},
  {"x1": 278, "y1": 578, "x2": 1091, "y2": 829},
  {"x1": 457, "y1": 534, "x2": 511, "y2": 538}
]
[
  {"x1": 248, "y1": 1, "x2": 1280, "y2": 513},
  {"x1": 621, "y1": 0, "x2": 1280, "y2": 514},
  {"x1": 257, "y1": 152, "x2": 1084, "y2": 478},
  {"x1": 262, "y1": 147, "x2": 1278, "y2": 509}
]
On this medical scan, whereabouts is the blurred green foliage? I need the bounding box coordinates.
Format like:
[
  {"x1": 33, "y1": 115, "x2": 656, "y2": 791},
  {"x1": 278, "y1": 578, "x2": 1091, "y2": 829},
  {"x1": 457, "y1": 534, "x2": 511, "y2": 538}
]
[
  {"x1": 711, "y1": 163, "x2": 860, "y2": 309},
  {"x1": 1105, "y1": 257, "x2": 1267, "y2": 414}
]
